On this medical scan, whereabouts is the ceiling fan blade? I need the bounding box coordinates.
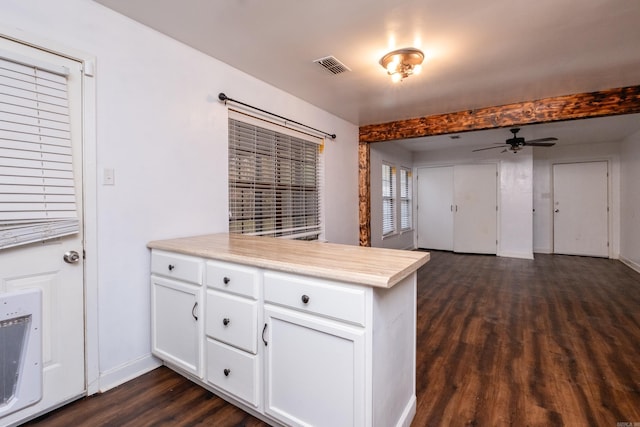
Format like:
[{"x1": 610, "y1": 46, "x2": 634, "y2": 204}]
[
  {"x1": 526, "y1": 137, "x2": 558, "y2": 144},
  {"x1": 525, "y1": 142, "x2": 556, "y2": 147},
  {"x1": 472, "y1": 145, "x2": 505, "y2": 152}
]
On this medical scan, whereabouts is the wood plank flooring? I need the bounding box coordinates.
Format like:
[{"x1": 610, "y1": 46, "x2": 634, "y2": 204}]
[{"x1": 22, "y1": 252, "x2": 640, "y2": 426}]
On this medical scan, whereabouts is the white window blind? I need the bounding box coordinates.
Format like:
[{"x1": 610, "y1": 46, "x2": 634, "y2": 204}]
[
  {"x1": 382, "y1": 163, "x2": 395, "y2": 236},
  {"x1": 228, "y1": 111, "x2": 322, "y2": 240},
  {"x1": 0, "y1": 55, "x2": 78, "y2": 250},
  {"x1": 400, "y1": 167, "x2": 412, "y2": 231}
]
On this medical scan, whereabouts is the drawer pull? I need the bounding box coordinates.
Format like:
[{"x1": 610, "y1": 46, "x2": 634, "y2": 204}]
[
  {"x1": 301, "y1": 294, "x2": 310, "y2": 304},
  {"x1": 223, "y1": 277, "x2": 231, "y2": 284},
  {"x1": 192, "y1": 302, "x2": 198, "y2": 321},
  {"x1": 262, "y1": 323, "x2": 268, "y2": 346},
  {"x1": 222, "y1": 317, "x2": 230, "y2": 326},
  {"x1": 224, "y1": 368, "x2": 231, "y2": 377},
  {"x1": 168, "y1": 264, "x2": 175, "y2": 271}
]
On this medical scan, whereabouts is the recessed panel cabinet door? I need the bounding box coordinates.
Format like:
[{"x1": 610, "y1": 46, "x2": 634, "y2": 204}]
[
  {"x1": 151, "y1": 276, "x2": 202, "y2": 377},
  {"x1": 263, "y1": 305, "x2": 365, "y2": 427}
]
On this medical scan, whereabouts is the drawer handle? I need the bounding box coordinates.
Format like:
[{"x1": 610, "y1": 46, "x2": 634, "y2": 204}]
[
  {"x1": 192, "y1": 302, "x2": 198, "y2": 321},
  {"x1": 168, "y1": 264, "x2": 175, "y2": 271},
  {"x1": 224, "y1": 368, "x2": 231, "y2": 377},
  {"x1": 262, "y1": 323, "x2": 268, "y2": 346},
  {"x1": 223, "y1": 277, "x2": 231, "y2": 284},
  {"x1": 301, "y1": 294, "x2": 310, "y2": 304},
  {"x1": 222, "y1": 318, "x2": 230, "y2": 326}
]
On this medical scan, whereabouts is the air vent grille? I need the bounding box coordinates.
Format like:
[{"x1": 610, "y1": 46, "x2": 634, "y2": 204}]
[{"x1": 313, "y1": 56, "x2": 351, "y2": 75}]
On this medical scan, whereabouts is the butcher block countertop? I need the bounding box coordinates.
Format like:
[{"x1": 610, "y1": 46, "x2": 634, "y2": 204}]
[{"x1": 147, "y1": 233, "x2": 429, "y2": 288}]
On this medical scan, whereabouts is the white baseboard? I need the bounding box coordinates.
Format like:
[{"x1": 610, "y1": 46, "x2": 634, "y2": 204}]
[
  {"x1": 497, "y1": 251, "x2": 534, "y2": 260},
  {"x1": 97, "y1": 354, "x2": 162, "y2": 393},
  {"x1": 396, "y1": 395, "x2": 417, "y2": 427},
  {"x1": 620, "y1": 255, "x2": 640, "y2": 274}
]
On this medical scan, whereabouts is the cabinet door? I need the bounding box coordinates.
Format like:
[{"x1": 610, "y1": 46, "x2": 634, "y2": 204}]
[
  {"x1": 263, "y1": 305, "x2": 365, "y2": 427},
  {"x1": 151, "y1": 275, "x2": 203, "y2": 377}
]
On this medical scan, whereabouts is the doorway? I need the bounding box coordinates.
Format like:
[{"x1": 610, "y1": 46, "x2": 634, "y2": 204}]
[
  {"x1": 553, "y1": 161, "x2": 609, "y2": 257},
  {"x1": 0, "y1": 37, "x2": 86, "y2": 423}
]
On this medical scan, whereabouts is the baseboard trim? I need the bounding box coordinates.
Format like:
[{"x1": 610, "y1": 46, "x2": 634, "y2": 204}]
[
  {"x1": 396, "y1": 394, "x2": 417, "y2": 427},
  {"x1": 619, "y1": 256, "x2": 640, "y2": 274},
  {"x1": 497, "y1": 251, "x2": 534, "y2": 260},
  {"x1": 97, "y1": 354, "x2": 161, "y2": 393}
]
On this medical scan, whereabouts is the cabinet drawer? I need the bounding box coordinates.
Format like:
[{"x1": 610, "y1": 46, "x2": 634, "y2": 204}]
[
  {"x1": 264, "y1": 272, "x2": 366, "y2": 326},
  {"x1": 206, "y1": 290, "x2": 258, "y2": 354},
  {"x1": 206, "y1": 261, "x2": 259, "y2": 299},
  {"x1": 151, "y1": 250, "x2": 203, "y2": 285},
  {"x1": 206, "y1": 338, "x2": 259, "y2": 407}
]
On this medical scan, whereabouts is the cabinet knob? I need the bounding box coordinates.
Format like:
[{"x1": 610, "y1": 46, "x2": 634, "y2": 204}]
[
  {"x1": 301, "y1": 294, "x2": 310, "y2": 304},
  {"x1": 223, "y1": 277, "x2": 231, "y2": 284},
  {"x1": 224, "y1": 368, "x2": 231, "y2": 377},
  {"x1": 168, "y1": 264, "x2": 175, "y2": 271},
  {"x1": 223, "y1": 318, "x2": 230, "y2": 326}
]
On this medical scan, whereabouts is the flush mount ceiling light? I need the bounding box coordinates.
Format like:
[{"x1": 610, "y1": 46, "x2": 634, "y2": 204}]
[{"x1": 379, "y1": 47, "x2": 424, "y2": 82}]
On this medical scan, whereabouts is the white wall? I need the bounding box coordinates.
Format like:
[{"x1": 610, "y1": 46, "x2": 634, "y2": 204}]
[
  {"x1": 532, "y1": 141, "x2": 621, "y2": 256},
  {"x1": 413, "y1": 145, "x2": 534, "y2": 259},
  {"x1": 1, "y1": 0, "x2": 359, "y2": 391},
  {"x1": 370, "y1": 143, "x2": 414, "y2": 249},
  {"x1": 620, "y1": 130, "x2": 640, "y2": 271}
]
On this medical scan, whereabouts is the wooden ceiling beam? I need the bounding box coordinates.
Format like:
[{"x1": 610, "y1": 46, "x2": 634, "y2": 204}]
[
  {"x1": 359, "y1": 85, "x2": 640, "y2": 143},
  {"x1": 358, "y1": 85, "x2": 640, "y2": 246}
]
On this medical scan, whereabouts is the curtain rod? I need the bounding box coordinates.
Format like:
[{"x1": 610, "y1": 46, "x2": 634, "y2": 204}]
[{"x1": 218, "y1": 93, "x2": 336, "y2": 140}]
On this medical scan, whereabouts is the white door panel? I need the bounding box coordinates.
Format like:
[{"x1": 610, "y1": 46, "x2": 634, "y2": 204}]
[
  {"x1": 454, "y1": 164, "x2": 497, "y2": 254},
  {"x1": 553, "y1": 162, "x2": 608, "y2": 257},
  {"x1": 0, "y1": 37, "x2": 85, "y2": 424},
  {"x1": 417, "y1": 167, "x2": 454, "y2": 250}
]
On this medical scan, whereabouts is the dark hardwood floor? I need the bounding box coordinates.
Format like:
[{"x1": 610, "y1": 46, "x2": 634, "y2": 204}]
[{"x1": 22, "y1": 252, "x2": 640, "y2": 426}]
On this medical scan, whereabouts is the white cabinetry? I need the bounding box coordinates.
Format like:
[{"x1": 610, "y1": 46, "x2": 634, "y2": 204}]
[
  {"x1": 151, "y1": 251, "x2": 204, "y2": 377},
  {"x1": 150, "y1": 244, "x2": 420, "y2": 427},
  {"x1": 205, "y1": 260, "x2": 260, "y2": 408}
]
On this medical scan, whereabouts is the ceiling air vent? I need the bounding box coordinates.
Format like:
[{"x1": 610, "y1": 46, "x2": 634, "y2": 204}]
[{"x1": 313, "y1": 56, "x2": 351, "y2": 75}]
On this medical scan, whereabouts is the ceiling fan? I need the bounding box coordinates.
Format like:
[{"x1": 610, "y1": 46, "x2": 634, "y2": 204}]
[{"x1": 472, "y1": 128, "x2": 558, "y2": 153}]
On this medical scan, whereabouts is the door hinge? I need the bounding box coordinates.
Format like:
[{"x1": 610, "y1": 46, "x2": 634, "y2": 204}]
[{"x1": 83, "y1": 249, "x2": 86, "y2": 260}]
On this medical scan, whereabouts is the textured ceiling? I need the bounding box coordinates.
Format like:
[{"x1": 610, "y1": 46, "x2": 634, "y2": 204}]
[{"x1": 93, "y1": 0, "x2": 640, "y2": 149}]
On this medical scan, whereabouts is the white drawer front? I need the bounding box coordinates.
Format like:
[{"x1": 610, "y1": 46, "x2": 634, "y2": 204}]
[
  {"x1": 206, "y1": 338, "x2": 259, "y2": 407},
  {"x1": 151, "y1": 250, "x2": 203, "y2": 285},
  {"x1": 264, "y1": 272, "x2": 366, "y2": 326},
  {"x1": 206, "y1": 290, "x2": 258, "y2": 354},
  {"x1": 206, "y1": 261, "x2": 259, "y2": 299}
]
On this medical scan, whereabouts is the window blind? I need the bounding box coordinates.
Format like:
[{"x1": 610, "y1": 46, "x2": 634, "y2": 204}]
[
  {"x1": 0, "y1": 56, "x2": 79, "y2": 250},
  {"x1": 400, "y1": 167, "x2": 412, "y2": 231},
  {"x1": 382, "y1": 164, "x2": 395, "y2": 236},
  {"x1": 228, "y1": 112, "x2": 322, "y2": 240}
]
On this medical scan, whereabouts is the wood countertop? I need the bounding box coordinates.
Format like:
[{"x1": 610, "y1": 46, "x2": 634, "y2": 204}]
[{"x1": 147, "y1": 233, "x2": 429, "y2": 289}]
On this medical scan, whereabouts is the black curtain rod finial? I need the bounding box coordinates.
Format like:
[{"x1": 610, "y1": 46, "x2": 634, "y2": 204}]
[{"x1": 218, "y1": 93, "x2": 228, "y2": 102}]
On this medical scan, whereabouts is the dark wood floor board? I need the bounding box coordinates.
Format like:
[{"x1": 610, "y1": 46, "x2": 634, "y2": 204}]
[{"x1": 22, "y1": 251, "x2": 640, "y2": 426}]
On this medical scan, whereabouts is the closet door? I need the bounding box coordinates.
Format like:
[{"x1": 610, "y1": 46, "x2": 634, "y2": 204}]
[
  {"x1": 417, "y1": 167, "x2": 454, "y2": 250},
  {"x1": 453, "y1": 164, "x2": 497, "y2": 254},
  {"x1": 553, "y1": 161, "x2": 608, "y2": 257}
]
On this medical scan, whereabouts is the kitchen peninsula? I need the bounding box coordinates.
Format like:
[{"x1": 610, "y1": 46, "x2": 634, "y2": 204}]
[{"x1": 148, "y1": 233, "x2": 429, "y2": 427}]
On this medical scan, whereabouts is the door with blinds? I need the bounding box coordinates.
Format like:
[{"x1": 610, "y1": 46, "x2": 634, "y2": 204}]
[{"x1": 0, "y1": 38, "x2": 85, "y2": 424}]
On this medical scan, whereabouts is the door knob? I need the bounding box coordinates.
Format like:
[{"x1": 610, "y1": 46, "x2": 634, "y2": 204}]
[
  {"x1": 63, "y1": 250, "x2": 80, "y2": 264},
  {"x1": 555, "y1": 209, "x2": 560, "y2": 213}
]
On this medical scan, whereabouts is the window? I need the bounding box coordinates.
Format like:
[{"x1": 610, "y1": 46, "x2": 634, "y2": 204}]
[
  {"x1": 0, "y1": 55, "x2": 79, "y2": 250},
  {"x1": 400, "y1": 167, "x2": 412, "y2": 231},
  {"x1": 382, "y1": 163, "x2": 395, "y2": 236},
  {"x1": 228, "y1": 111, "x2": 322, "y2": 240}
]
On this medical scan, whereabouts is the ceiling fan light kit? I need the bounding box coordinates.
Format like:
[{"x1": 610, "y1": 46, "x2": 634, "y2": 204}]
[
  {"x1": 472, "y1": 128, "x2": 558, "y2": 153},
  {"x1": 379, "y1": 47, "x2": 424, "y2": 82}
]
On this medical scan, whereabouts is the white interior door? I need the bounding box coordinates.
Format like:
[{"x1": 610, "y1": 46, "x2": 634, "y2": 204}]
[
  {"x1": 417, "y1": 167, "x2": 454, "y2": 250},
  {"x1": 453, "y1": 164, "x2": 497, "y2": 254},
  {"x1": 553, "y1": 161, "x2": 609, "y2": 257},
  {"x1": 0, "y1": 38, "x2": 85, "y2": 424}
]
